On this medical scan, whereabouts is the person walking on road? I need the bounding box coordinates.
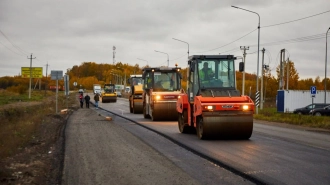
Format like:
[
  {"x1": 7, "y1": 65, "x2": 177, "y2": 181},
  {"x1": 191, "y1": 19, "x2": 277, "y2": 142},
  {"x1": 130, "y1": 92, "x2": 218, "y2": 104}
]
[
  {"x1": 79, "y1": 93, "x2": 84, "y2": 108},
  {"x1": 84, "y1": 94, "x2": 90, "y2": 108},
  {"x1": 94, "y1": 93, "x2": 100, "y2": 109}
]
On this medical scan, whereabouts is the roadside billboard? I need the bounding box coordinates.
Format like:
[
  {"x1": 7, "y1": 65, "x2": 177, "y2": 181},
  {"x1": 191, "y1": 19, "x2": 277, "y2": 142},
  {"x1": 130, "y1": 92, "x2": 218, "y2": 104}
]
[{"x1": 21, "y1": 67, "x2": 43, "y2": 78}]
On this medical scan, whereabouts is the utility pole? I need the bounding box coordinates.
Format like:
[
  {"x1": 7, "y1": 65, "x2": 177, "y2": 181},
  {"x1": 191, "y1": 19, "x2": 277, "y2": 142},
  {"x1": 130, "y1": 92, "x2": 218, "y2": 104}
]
[
  {"x1": 279, "y1": 49, "x2": 285, "y2": 90},
  {"x1": 282, "y1": 50, "x2": 285, "y2": 90},
  {"x1": 264, "y1": 67, "x2": 269, "y2": 105},
  {"x1": 44, "y1": 62, "x2": 49, "y2": 95},
  {"x1": 287, "y1": 57, "x2": 289, "y2": 90},
  {"x1": 27, "y1": 54, "x2": 36, "y2": 99},
  {"x1": 279, "y1": 51, "x2": 282, "y2": 90},
  {"x1": 325, "y1": 27, "x2": 330, "y2": 103},
  {"x1": 113, "y1": 46, "x2": 116, "y2": 64},
  {"x1": 240, "y1": 46, "x2": 249, "y2": 95},
  {"x1": 261, "y1": 48, "x2": 265, "y2": 109}
]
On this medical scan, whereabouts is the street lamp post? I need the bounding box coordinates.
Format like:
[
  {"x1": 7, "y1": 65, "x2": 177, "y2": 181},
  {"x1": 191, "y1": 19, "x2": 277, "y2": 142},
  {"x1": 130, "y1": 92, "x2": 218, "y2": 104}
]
[
  {"x1": 232, "y1": 5, "x2": 260, "y2": 114},
  {"x1": 117, "y1": 67, "x2": 127, "y2": 87},
  {"x1": 325, "y1": 27, "x2": 330, "y2": 103},
  {"x1": 110, "y1": 73, "x2": 115, "y2": 84},
  {"x1": 155, "y1": 50, "x2": 169, "y2": 67},
  {"x1": 172, "y1": 38, "x2": 189, "y2": 59},
  {"x1": 111, "y1": 73, "x2": 118, "y2": 84},
  {"x1": 137, "y1": 58, "x2": 149, "y2": 66},
  {"x1": 172, "y1": 38, "x2": 190, "y2": 91}
]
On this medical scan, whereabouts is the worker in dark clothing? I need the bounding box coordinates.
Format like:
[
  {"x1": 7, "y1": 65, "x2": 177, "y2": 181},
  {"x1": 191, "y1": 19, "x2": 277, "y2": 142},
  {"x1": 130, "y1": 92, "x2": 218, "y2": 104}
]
[{"x1": 84, "y1": 94, "x2": 90, "y2": 108}]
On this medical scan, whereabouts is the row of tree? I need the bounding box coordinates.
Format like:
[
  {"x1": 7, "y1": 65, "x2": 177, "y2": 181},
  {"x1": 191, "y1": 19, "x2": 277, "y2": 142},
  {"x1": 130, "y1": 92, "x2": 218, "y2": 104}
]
[{"x1": 0, "y1": 61, "x2": 329, "y2": 99}]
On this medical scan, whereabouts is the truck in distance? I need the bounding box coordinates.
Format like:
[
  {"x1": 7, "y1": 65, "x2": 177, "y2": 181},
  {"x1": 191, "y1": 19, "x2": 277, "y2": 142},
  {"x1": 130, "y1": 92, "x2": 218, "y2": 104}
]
[{"x1": 93, "y1": 84, "x2": 101, "y2": 95}]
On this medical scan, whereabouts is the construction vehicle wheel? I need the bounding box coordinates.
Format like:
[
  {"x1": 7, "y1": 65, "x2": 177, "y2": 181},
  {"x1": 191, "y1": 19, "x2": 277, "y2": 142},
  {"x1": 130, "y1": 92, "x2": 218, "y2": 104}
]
[
  {"x1": 132, "y1": 101, "x2": 142, "y2": 114},
  {"x1": 129, "y1": 101, "x2": 133, "y2": 113},
  {"x1": 197, "y1": 117, "x2": 206, "y2": 140},
  {"x1": 178, "y1": 111, "x2": 189, "y2": 133}
]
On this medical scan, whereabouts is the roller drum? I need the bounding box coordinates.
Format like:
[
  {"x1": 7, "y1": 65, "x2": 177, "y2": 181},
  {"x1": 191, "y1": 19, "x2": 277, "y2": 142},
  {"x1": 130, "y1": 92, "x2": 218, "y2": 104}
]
[
  {"x1": 102, "y1": 96, "x2": 117, "y2": 103},
  {"x1": 151, "y1": 101, "x2": 177, "y2": 121},
  {"x1": 133, "y1": 99, "x2": 143, "y2": 114},
  {"x1": 202, "y1": 112, "x2": 253, "y2": 139}
]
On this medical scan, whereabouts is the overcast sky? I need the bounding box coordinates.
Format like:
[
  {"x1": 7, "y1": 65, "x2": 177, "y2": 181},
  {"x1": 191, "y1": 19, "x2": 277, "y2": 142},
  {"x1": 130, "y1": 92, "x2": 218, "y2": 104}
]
[{"x1": 1, "y1": 0, "x2": 329, "y2": 79}]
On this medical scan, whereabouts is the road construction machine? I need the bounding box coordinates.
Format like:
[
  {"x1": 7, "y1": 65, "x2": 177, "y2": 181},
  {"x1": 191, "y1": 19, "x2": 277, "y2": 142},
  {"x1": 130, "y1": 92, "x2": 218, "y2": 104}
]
[
  {"x1": 102, "y1": 84, "x2": 117, "y2": 103},
  {"x1": 176, "y1": 55, "x2": 255, "y2": 139},
  {"x1": 128, "y1": 74, "x2": 144, "y2": 113},
  {"x1": 142, "y1": 66, "x2": 182, "y2": 121}
]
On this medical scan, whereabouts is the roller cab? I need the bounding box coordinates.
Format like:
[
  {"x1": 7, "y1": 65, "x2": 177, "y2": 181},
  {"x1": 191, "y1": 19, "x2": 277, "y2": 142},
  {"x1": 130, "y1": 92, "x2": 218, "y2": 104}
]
[
  {"x1": 142, "y1": 66, "x2": 182, "y2": 121},
  {"x1": 177, "y1": 55, "x2": 255, "y2": 139},
  {"x1": 128, "y1": 75, "x2": 144, "y2": 114}
]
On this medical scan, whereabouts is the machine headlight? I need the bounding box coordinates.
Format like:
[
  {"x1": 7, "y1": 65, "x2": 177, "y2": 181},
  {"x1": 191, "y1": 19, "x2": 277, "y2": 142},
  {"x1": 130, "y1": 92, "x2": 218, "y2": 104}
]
[
  {"x1": 155, "y1": 95, "x2": 161, "y2": 100},
  {"x1": 203, "y1": 105, "x2": 214, "y2": 111},
  {"x1": 178, "y1": 95, "x2": 181, "y2": 99}
]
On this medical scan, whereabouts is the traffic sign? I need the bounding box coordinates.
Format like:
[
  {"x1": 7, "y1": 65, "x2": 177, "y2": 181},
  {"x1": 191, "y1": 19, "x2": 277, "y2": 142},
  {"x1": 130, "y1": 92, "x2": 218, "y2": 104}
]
[
  {"x1": 310, "y1": 86, "x2": 316, "y2": 95},
  {"x1": 21, "y1": 67, "x2": 43, "y2": 78},
  {"x1": 310, "y1": 86, "x2": 316, "y2": 98},
  {"x1": 51, "y1": 70, "x2": 63, "y2": 80}
]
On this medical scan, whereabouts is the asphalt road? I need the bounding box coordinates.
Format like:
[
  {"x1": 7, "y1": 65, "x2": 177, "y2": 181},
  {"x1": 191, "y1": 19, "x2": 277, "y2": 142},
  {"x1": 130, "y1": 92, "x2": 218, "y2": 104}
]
[
  {"x1": 96, "y1": 98, "x2": 330, "y2": 185},
  {"x1": 62, "y1": 104, "x2": 253, "y2": 185}
]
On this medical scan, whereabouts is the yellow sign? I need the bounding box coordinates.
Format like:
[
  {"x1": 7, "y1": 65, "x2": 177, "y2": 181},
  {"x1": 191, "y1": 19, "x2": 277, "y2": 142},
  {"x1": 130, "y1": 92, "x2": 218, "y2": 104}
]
[{"x1": 21, "y1": 67, "x2": 43, "y2": 78}]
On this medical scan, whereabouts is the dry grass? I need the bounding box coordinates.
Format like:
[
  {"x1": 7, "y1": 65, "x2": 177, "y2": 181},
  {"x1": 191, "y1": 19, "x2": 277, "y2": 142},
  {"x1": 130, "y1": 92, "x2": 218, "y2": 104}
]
[{"x1": 0, "y1": 90, "x2": 78, "y2": 159}]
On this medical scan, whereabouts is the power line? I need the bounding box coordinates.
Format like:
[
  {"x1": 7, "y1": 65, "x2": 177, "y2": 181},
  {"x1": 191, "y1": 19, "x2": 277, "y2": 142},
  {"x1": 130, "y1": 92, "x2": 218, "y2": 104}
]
[
  {"x1": 0, "y1": 40, "x2": 25, "y2": 56},
  {"x1": 0, "y1": 29, "x2": 28, "y2": 55},
  {"x1": 195, "y1": 28, "x2": 257, "y2": 53},
  {"x1": 193, "y1": 10, "x2": 329, "y2": 55},
  {"x1": 284, "y1": 49, "x2": 291, "y2": 59},
  {"x1": 248, "y1": 32, "x2": 328, "y2": 48},
  {"x1": 272, "y1": 51, "x2": 282, "y2": 72},
  {"x1": 220, "y1": 47, "x2": 241, "y2": 54},
  {"x1": 246, "y1": 50, "x2": 258, "y2": 55},
  {"x1": 169, "y1": 54, "x2": 186, "y2": 61},
  {"x1": 265, "y1": 49, "x2": 272, "y2": 66},
  {"x1": 262, "y1": 10, "x2": 330, "y2": 28},
  {"x1": 169, "y1": 28, "x2": 257, "y2": 60}
]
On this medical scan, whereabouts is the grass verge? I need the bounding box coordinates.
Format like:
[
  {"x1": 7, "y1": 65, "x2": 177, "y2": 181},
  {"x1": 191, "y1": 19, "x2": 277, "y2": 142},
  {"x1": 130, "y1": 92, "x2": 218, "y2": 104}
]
[
  {"x1": 0, "y1": 89, "x2": 53, "y2": 105},
  {"x1": 0, "y1": 90, "x2": 78, "y2": 159},
  {"x1": 254, "y1": 108, "x2": 330, "y2": 130}
]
